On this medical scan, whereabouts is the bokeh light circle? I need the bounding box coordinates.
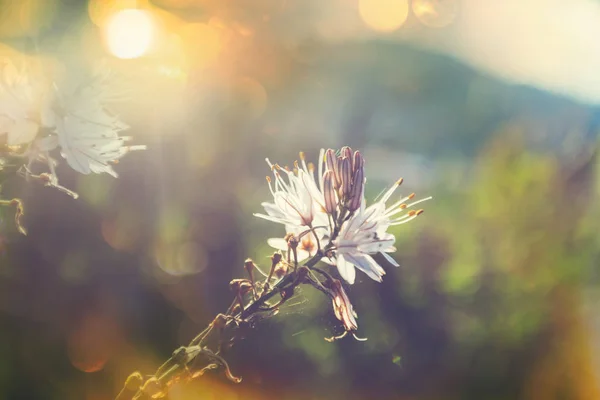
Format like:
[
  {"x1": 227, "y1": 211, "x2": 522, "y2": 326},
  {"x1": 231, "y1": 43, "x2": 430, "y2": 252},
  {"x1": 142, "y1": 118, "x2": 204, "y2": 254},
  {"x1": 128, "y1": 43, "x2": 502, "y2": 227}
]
[
  {"x1": 359, "y1": 0, "x2": 409, "y2": 33},
  {"x1": 104, "y1": 9, "x2": 155, "y2": 59}
]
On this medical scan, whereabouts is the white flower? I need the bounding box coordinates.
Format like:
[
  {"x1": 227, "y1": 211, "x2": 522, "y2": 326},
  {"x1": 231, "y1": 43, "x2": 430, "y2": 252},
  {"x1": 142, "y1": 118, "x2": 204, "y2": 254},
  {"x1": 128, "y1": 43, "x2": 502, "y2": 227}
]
[
  {"x1": 254, "y1": 152, "x2": 329, "y2": 230},
  {"x1": 0, "y1": 60, "x2": 42, "y2": 146},
  {"x1": 267, "y1": 226, "x2": 324, "y2": 262},
  {"x1": 328, "y1": 279, "x2": 358, "y2": 333},
  {"x1": 41, "y1": 68, "x2": 145, "y2": 177},
  {"x1": 328, "y1": 179, "x2": 432, "y2": 284}
]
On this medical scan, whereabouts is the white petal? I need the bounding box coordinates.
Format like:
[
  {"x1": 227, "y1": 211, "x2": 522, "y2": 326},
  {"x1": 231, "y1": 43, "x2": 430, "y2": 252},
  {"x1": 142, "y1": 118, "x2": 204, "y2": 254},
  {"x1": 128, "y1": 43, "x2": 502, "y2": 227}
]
[
  {"x1": 336, "y1": 254, "x2": 356, "y2": 285},
  {"x1": 7, "y1": 119, "x2": 38, "y2": 145},
  {"x1": 267, "y1": 238, "x2": 288, "y2": 251},
  {"x1": 381, "y1": 251, "x2": 399, "y2": 267},
  {"x1": 253, "y1": 213, "x2": 288, "y2": 225},
  {"x1": 345, "y1": 253, "x2": 384, "y2": 283},
  {"x1": 295, "y1": 249, "x2": 310, "y2": 262},
  {"x1": 322, "y1": 257, "x2": 335, "y2": 265}
]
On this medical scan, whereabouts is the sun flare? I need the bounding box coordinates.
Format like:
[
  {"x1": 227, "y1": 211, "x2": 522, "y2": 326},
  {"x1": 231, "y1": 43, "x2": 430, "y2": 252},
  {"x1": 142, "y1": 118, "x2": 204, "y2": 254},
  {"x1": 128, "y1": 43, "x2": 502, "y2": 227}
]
[{"x1": 104, "y1": 9, "x2": 155, "y2": 59}]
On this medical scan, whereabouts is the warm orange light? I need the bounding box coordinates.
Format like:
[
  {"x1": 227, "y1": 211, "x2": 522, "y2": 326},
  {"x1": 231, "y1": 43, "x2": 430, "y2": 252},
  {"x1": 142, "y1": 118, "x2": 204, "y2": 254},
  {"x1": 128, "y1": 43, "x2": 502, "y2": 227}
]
[
  {"x1": 359, "y1": 0, "x2": 409, "y2": 32},
  {"x1": 104, "y1": 9, "x2": 155, "y2": 59},
  {"x1": 178, "y1": 23, "x2": 221, "y2": 69},
  {"x1": 88, "y1": 0, "x2": 150, "y2": 27}
]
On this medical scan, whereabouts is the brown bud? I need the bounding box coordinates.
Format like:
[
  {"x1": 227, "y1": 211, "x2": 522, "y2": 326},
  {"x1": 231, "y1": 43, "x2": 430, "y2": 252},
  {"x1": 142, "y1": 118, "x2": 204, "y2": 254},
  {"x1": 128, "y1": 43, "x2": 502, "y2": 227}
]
[
  {"x1": 286, "y1": 234, "x2": 299, "y2": 249},
  {"x1": 244, "y1": 258, "x2": 255, "y2": 272},
  {"x1": 352, "y1": 150, "x2": 364, "y2": 174},
  {"x1": 271, "y1": 252, "x2": 282, "y2": 265},
  {"x1": 323, "y1": 170, "x2": 337, "y2": 215},
  {"x1": 229, "y1": 279, "x2": 253, "y2": 294},
  {"x1": 340, "y1": 156, "x2": 353, "y2": 199},
  {"x1": 213, "y1": 314, "x2": 228, "y2": 329},
  {"x1": 340, "y1": 146, "x2": 352, "y2": 161},
  {"x1": 329, "y1": 279, "x2": 358, "y2": 332},
  {"x1": 273, "y1": 262, "x2": 288, "y2": 278},
  {"x1": 325, "y1": 148, "x2": 339, "y2": 187},
  {"x1": 347, "y1": 166, "x2": 364, "y2": 212},
  {"x1": 335, "y1": 156, "x2": 343, "y2": 189}
]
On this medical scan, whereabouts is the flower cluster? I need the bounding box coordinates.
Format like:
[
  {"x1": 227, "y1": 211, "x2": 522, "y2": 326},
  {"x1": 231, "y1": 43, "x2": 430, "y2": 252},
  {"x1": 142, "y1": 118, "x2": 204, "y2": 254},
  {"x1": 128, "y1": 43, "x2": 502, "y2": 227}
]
[
  {"x1": 0, "y1": 59, "x2": 145, "y2": 200},
  {"x1": 117, "y1": 147, "x2": 430, "y2": 397},
  {"x1": 256, "y1": 147, "x2": 431, "y2": 336}
]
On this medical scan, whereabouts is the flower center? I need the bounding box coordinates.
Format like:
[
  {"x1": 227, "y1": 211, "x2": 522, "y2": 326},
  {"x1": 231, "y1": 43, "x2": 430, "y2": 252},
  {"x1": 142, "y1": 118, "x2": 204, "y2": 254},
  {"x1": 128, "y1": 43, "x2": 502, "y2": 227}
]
[{"x1": 300, "y1": 236, "x2": 315, "y2": 255}]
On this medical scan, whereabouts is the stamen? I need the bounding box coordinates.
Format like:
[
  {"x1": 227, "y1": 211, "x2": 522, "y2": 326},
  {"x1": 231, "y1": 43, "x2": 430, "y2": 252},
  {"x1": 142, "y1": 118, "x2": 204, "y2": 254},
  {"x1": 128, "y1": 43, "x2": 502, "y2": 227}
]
[
  {"x1": 390, "y1": 214, "x2": 419, "y2": 225},
  {"x1": 265, "y1": 158, "x2": 275, "y2": 170},
  {"x1": 352, "y1": 333, "x2": 368, "y2": 341},
  {"x1": 384, "y1": 196, "x2": 413, "y2": 216},
  {"x1": 406, "y1": 196, "x2": 432, "y2": 208},
  {"x1": 325, "y1": 331, "x2": 348, "y2": 342},
  {"x1": 300, "y1": 154, "x2": 309, "y2": 175},
  {"x1": 379, "y1": 180, "x2": 402, "y2": 204},
  {"x1": 127, "y1": 145, "x2": 146, "y2": 151}
]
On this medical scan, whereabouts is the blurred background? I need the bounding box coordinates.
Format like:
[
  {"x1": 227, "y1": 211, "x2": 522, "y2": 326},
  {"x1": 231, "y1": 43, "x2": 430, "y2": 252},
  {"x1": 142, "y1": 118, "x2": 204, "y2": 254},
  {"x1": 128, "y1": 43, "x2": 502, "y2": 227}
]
[{"x1": 1, "y1": 0, "x2": 600, "y2": 399}]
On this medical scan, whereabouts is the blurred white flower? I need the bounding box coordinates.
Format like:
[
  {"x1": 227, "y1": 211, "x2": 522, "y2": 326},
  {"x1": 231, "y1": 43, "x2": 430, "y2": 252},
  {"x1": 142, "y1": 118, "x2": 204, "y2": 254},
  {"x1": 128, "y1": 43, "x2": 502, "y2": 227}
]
[
  {"x1": 41, "y1": 68, "x2": 145, "y2": 177},
  {"x1": 0, "y1": 60, "x2": 42, "y2": 146},
  {"x1": 328, "y1": 179, "x2": 431, "y2": 284}
]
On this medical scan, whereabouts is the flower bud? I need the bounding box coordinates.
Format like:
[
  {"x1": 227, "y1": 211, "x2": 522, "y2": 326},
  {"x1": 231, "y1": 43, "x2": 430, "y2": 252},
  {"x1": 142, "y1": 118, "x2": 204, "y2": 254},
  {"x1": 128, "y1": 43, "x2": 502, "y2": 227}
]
[
  {"x1": 335, "y1": 156, "x2": 343, "y2": 189},
  {"x1": 328, "y1": 279, "x2": 358, "y2": 332},
  {"x1": 270, "y1": 252, "x2": 282, "y2": 265},
  {"x1": 244, "y1": 258, "x2": 255, "y2": 272},
  {"x1": 273, "y1": 262, "x2": 288, "y2": 278},
  {"x1": 213, "y1": 313, "x2": 229, "y2": 329},
  {"x1": 352, "y1": 150, "x2": 364, "y2": 175},
  {"x1": 325, "y1": 148, "x2": 337, "y2": 176},
  {"x1": 229, "y1": 279, "x2": 253, "y2": 295},
  {"x1": 323, "y1": 170, "x2": 337, "y2": 216},
  {"x1": 341, "y1": 146, "x2": 352, "y2": 162},
  {"x1": 340, "y1": 156, "x2": 352, "y2": 199},
  {"x1": 347, "y1": 165, "x2": 364, "y2": 212}
]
